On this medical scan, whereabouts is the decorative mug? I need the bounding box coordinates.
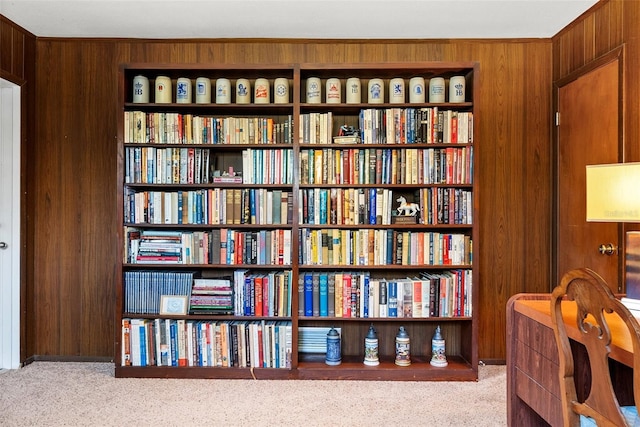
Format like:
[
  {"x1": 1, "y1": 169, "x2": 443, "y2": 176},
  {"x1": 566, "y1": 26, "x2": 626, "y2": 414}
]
[
  {"x1": 368, "y1": 78, "x2": 384, "y2": 104},
  {"x1": 195, "y1": 77, "x2": 211, "y2": 104},
  {"x1": 254, "y1": 78, "x2": 270, "y2": 104},
  {"x1": 236, "y1": 78, "x2": 251, "y2": 104},
  {"x1": 346, "y1": 77, "x2": 361, "y2": 104},
  {"x1": 176, "y1": 77, "x2": 192, "y2": 104},
  {"x1": 216, "y1": 78, "x2": 231, "y2": 104},
  {"x1": 429, "y1": 77, "x2": 445, "y2": 103},
  {"x1": 132, "y1": 75, "x2": 149, "y2": 103},
  {"x1": 154, "y1": 76, "x2": 172, "y2": 103},
  {"x1": 449, "y1": 75, "x2": 466, "y2": 103},
  {"x1": 306, "y1": 77, "x2": 321, "y2": 104},
  {"x1": 274, "y1": 78, "x2": 289, "y2": 104},
  {"x1": 409, "y1": 77, "x2": 425, "y2": 104},
  {"x1": 389, "y1": 77, "x2": 405, "y2": 104},
  {"x1": 326, "y1": 78, "x2": 341, "y2": 104}
]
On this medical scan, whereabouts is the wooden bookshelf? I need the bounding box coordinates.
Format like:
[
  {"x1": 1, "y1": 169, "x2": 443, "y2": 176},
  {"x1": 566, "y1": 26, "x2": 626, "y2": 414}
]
[{"x1": 116, "y1": 62, "x2": 478, "y2": 381}]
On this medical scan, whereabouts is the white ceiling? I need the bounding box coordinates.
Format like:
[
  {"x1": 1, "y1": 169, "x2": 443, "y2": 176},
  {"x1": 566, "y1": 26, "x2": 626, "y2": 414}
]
[{"x1": 0, "y1": 0, "x2": 598, "y2": 40}]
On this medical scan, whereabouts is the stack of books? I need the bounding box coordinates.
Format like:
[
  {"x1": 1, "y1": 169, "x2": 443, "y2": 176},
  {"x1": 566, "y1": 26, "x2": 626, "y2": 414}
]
[{"x1": 189, "y1": 278, "x2": 234, "y2": 314}]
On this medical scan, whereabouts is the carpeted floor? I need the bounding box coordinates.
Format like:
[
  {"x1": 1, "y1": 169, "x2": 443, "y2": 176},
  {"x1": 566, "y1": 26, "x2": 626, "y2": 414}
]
[{"x1": 0, "y1": 362, "x2": 506, "y2": 426}]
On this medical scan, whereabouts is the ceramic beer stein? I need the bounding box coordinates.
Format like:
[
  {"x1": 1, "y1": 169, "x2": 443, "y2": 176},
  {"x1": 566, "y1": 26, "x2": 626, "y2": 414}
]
[
  {"x1": 254, "y1": 78, "x2": 270, "y2": 104},
  {"x1": 176, "y1": 77, "x2": 192, "y2": 104},
  {"x1": 195, "y1": 77, "x2": 211, "y2": 104},
  {"x1": 368, "y1": 78, "x2": 384, "y2": 104},
  {"x1": 132, "y1": 75, "x2": 149, "y2": 103},
  {"x1": 154, "y1": 76, "x2": 172, "y2": 103}
]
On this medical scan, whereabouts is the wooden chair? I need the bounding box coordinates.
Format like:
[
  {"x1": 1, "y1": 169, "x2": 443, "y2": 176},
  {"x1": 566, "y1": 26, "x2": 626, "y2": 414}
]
[{"x1": 551, "y1": 268, "x2": 640, "y2": 426}]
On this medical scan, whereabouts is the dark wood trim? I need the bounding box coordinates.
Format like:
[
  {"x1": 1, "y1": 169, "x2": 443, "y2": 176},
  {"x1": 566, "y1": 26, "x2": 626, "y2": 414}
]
[{"x1": 26, "y1": 355, "x2": 114, "y2": 364}]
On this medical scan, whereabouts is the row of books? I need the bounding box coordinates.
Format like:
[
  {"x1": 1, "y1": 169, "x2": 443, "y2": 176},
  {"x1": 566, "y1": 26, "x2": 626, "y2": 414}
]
[
  {"x1": 124, "y1": 188, "x2": 293, "y2": 226},
  {"x1": 359, "y1": 108, "x2": 473, "y2": 145},
  {"x1": 123, "y1": 271, "x2": 195, "y2": 314},
  {"x1": 299, "y1": 146, "x2": 473, "y2": 186},
  {"x1": 124, "y1": 186, "x2": 470, "y2": 227},
  {"x1": 124, "y1": 111, "x2": 294, "y2": 145},
  {"x1": 124, "y1": 130, "x2": 473, "y2": 188},
  {"x1": 240, "y1": 148, "x2": 293, "y2": 185},
  {"x1": 299, "y1": 187, "x2": 395, "y2": 226},
  {"x1": 298, "y1": 270, "x2": 472, "y2": 318},
  {"x1": 121, "y1": 318, "x2": 292, "y2": 369},
  {"x1": 125, "y1": 228, "x2": 293, "y2": 266},
  {"x1": 125, "y1": 227, "x2": 469, "y2": 267},
  {"x1": 418, "y1": 187, "x2": 473, "y2": 225},
  {"x1": 298, "y1": 187, "x2": 472, "y2": 226},
  {"x1": 231, "y1": 270, "x2": 292, "y2": 317},
  {"x1": 123, "y1": 108, "x2": 472, "y2": 147},
  {"x1": 298, "y1": 108, "x2": 473, "y2": 145},
  {"x1": 298, "y1": 229, "x2": 471, "y2": 266},
  {"x1": 124, "y1": 146, "x2": 214, "y2": 185}
]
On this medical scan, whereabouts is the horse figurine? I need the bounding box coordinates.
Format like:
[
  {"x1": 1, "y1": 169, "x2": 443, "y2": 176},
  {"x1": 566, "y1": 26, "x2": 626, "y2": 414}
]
[{"x1": 396, "y1": 196, "x2": 420, "y2": 216}]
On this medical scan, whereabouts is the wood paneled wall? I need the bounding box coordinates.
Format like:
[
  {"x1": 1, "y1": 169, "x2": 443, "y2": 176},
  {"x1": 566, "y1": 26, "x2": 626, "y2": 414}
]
[
  {"x1": 552, "y1": 1, "x2": 640, "y2": 271},
  {"x1": 0, "y1": 16, "x2": 34, "y2": 79},
  {"x1": 0, "y1": 16, "x2": 36, "y2": 363},
  {"x1": 29, "y1": 38, "x2": 552, "y2": 362}
]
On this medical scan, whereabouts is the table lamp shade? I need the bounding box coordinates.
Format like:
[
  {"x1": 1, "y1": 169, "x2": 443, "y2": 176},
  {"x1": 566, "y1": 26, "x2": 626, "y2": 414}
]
[{"x1": 586, "y1": 162, "x2": 640, "y2": 222}]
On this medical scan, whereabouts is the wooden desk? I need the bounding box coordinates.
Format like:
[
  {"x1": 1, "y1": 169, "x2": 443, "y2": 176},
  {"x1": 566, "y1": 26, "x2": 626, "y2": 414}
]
[{"x1": 506, "y1": 293, "x2": 635, "y2": 427}]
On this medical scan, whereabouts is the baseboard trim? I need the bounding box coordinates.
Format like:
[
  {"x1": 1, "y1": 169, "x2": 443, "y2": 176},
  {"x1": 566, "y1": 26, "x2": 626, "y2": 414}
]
[{"x1": 25, "y1": 355, "x2": 113, "y2": 365}]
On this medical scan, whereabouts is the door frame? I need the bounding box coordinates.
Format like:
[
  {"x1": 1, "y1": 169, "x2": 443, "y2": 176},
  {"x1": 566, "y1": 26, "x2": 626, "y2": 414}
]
[
  {"x1": 552, "y1": 47, "x2": 625, "y2": 289},
  {"x1": 0, "y1": 74, "x2": 23, "y2": 369}
]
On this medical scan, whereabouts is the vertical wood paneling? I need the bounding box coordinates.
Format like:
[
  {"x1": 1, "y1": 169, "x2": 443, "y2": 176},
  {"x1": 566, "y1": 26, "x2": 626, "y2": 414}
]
[
  {"x1": 610, "y1": 0, "x2": 624, "y2": 48},
  {"x1": 77, "y1": 42, "x2": 119, "y2": 355},
  {"x1": 0, "y1": 19, "x2": 13, "y2": 72},
  {"x1": 582, "y1": 14, "x2": 596, "y2": 63},
  {"x1": 571, "y1": 21, "x2": 586, "y2": 72},
  {"x1": 32, "y1": 42, "x2": 62, "y2": 355},
  {"x1": 594, "y1": 1, "x2": 612, "y2": 58},
  {"x1": 30, "y1": 38, "x2": 552, "y2": 361},
  {"x1": 522, "y1": 45, "x2": 553, "y2": 306},
  {"x1": 476, "y1": 43, "x2": 521, "y2": 360},
  {"x1": 553, "y1": 0, "x2": 625, "y2": 79}
]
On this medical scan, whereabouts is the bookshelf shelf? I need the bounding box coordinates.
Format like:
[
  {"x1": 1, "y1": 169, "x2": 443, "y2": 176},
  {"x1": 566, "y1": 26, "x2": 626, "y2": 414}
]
[{"x1": 116, "y1": 62, "x2": 478, "y2": 381}]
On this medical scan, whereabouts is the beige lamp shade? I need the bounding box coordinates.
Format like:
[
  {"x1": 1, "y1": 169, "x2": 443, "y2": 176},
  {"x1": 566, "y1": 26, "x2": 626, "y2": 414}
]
[{"x1": 586, "y1": 162, "x2": 640, "y2": 222}]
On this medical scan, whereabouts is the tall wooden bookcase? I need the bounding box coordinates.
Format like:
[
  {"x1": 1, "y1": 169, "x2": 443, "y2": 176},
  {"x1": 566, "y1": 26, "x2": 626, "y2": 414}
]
[{"x1": 116, "y1": 62, "x2": 478, "y2": 381}]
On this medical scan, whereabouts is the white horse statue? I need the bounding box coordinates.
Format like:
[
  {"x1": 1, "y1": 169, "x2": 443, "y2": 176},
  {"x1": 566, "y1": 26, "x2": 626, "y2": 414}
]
[{"x1": 396, "y1": 196, "x2": 420, "y2": 216}]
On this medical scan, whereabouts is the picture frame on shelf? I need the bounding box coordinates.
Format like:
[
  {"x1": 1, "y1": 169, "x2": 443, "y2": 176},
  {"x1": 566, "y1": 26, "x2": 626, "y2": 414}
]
[{"x1": 160, "y1": 295, "x2": 189, "y2": 315}]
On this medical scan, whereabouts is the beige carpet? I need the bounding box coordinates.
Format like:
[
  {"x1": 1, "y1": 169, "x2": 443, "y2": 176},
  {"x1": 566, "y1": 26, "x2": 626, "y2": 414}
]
[{"x1": 0, "y1": 362, "x2": 506, "y2": 426}]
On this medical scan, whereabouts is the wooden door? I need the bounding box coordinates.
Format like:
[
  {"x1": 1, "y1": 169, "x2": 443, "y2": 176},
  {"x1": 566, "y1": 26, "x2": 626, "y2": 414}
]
[{"x1": 556, "y1": 58, "x2": 621, "y2": 292}]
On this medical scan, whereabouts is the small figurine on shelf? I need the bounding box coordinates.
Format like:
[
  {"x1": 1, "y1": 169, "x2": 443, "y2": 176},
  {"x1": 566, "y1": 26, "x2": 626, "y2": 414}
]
[
  {"x1": 396, "y1": 196, "x2": 420, "y2": 216},
  {"x1": 325, "y1": 327, "x2": 342, "y2": 366},
  {"x1": 395, "y1": 326, "x2": 411, "y2": 366},
  {"x1": 363, "y1": 324, "x2": 379, "y2": 366},
  {"x1": 430, "y1": 325, "x2": 448, "y2": 367},
  {"x1": 393, "y1": 196, "x2": 420, "y2": 224}
]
